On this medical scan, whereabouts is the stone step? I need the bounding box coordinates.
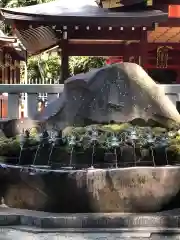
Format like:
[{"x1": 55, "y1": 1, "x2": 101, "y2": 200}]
[{"x1": 1, "y1": 207, "x2": 180, "y2": 229}]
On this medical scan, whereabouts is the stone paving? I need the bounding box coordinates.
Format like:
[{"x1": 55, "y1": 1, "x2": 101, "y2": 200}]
[
  {"x1": 0, "y1": 230, "x2": 178, "y2": 240},
  {"x1": 0, "y1": 208, "x2": 180, "y2": 239},
  {"x1": 1, "y1": 230, "x2": 180, "y2": 240}
]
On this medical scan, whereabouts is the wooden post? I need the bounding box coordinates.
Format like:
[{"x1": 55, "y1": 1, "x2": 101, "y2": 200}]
[
  {"x1": 123, "y1": 43, "x2": 130, "y2": 62},
  {"x1": 27, "y1": 93, "x2": 38, "y2": 119},
  {"x1": 176, "y1": 70, "x2": 180, "y2": 84},
  {"x1": 139, "y1": 28, "x2": 148, "y2": 70},
  {"x1": 8, "y1": 94, "x2": 19, "y2": 119},
  {"x1": 61, "y1": 31, "x2": 69, "y2": 83}
]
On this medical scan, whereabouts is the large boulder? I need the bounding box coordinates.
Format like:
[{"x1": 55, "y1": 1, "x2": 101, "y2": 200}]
[{"x1": 34, "y1": 63, "x2": 180, "y2": 129}]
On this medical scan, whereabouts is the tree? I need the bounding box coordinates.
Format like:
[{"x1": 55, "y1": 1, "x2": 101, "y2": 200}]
[
  {"x1": 69, "y1": 56, "x2": 105, "y2": 75},
  {"x1": 0, "y1": 0, "x2": 54, "y2": 33},
  {"x1": 26, "y1": 55, "x2": 105, "y2": 83},
  {"x1": 26, "y1": 53, "x2": 61, "y2": 84},
  {"x1": 0, "y1": 0, "x2": 53, "y2": 8}
]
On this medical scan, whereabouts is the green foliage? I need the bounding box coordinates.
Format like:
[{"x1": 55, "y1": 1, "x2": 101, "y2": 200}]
[
  {"x1": 69, "y1": 56, "x2": 105, "y2": 75},
  {"x1": 1, "y1": 123, "x2": 180, "y2": 167},
  {"x1": 62, "y1": 123, "x2": 180, "y2": 151},
  {"x1": 26, "y1": 55, "x2": 105, "y2": 83},
  {"x1": 0, "y1": 137, "x2": 20, "y2": 156},
  {"x1": 27, "y1": 53, "x2": 61, "y2": 83},
  {"x1": 101, "y1": 123, "x2": 131, "y2": 133},
  {"x1": 1, "y1": 0, "x2": 54, "y2": 34},
  {"x1": 0, "y1": 0, "x2": 53, "y2": 8}
]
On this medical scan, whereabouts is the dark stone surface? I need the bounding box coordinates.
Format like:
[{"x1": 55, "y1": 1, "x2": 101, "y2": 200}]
[
  {"x1": 0, "y1": 118, "x2": 38, "y2": 138},
  {"x1": 1, "y1": 166, "x2": 180, "y2": 213}
]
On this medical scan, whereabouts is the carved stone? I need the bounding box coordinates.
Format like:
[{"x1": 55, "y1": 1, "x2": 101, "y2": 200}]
[{"x1": 34, "y1": 63, "x2": 180, "y2": 129}]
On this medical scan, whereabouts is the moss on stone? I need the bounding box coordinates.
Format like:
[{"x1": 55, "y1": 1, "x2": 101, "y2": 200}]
[
  {"x1": 1, "y1": 120, "x2": 180, "y2": 166},
  {"x1": 101, "y1": 123, "x2": 132, "y2": 132},
  {"x1": 152, "y1": 127, "x2": 167, "y2": 136}
]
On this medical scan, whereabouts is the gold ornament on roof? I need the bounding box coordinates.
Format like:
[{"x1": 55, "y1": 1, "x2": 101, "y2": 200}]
[
  {"x1": 101, "y1": 0, "x2": 122, "y2": 8},
  {"x1": 147, "y1": 0, "x2": 153, "y2": 6},
  {"x1": 101, "y1": 0, "x2": 153, "y2": 8}
]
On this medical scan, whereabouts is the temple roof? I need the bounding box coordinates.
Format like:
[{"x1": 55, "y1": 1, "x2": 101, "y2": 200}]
[
  {"x1": 0, "y1": 0, "x2": 167, "y2": 26},
  {"x1": 0, "y1": 0, "x2": 169, "y2": 55},
  {"x1": 0, "y1": 26, "x2": 26, "y2": 60},
  {"x1": 0, "y1": 28, "x2": 16, "y2": 43}
]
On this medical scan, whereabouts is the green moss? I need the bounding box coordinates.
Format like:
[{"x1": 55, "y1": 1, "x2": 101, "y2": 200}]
[
  {"x1": 29, "y1": 127, "x2": 39, "y2": 137},
  {"x1": 0, "y1": 136, "x2": 39, "y2": 160},
  {"x1": 1, "y1": 120, "x2": 180, "y2": 166},
  {"x1": 168, "y1": 144, "x2": 180, "y2": 154},
  {"x1": 0, "y1": 138, "x2": 20, "y2": 156},
  {"x1": 63, "y1": 126, "x2": 86, "y2": 138},
  {"x1": 101, "y1": 123, "x2": 132, "y2": 132},
  {"x1": 152, "y1": 127, "x2": 167, "y2": 136}
]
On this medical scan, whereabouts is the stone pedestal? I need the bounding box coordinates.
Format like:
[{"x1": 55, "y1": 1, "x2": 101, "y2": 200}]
[
  {"x1": 8, "y1": 94, "x2": 19, "y2": 119},
  {"x1": 27, "y1": 94, "x2": 38, "y2": 119}
]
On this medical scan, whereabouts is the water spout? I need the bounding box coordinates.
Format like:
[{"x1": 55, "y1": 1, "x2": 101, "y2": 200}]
[
  {"x1": 150, "y1": 146, "x2": 156, "y2": 167},
  {"x1": 68, "y1": 135, "x2": 76, "y2": 168},
  {"x1": 91, "y1": 141, "x2": 96, "y2": 169},
  {"x1": 18, "y1": 132, "x2": 25, "y2": 165},
  {"x1": 129, "y1": 130, "x2": 138, "y2": 166},
  {"x1": 90, "y1": 129, "x2": 98, "y2": 168},
  {"x1": 48, "y1": 142, "x2": 55, "y2": 166},
  {"x1": 146, "y1": 134, "x2": 156, "y2": 167},
  {"x1": 165, "y1": 147, "x2": 169, "y2": 166},
  {"x1": 32, "y1": 144, "x2": 41, "y2": 165},
  {"x1": 160, "y1": 135, "x2": 169, "y2": 166},
  {"x1": 110, "y1": 135, "x2": 120, "y2": 168},
  {"x1": 47, "y1": 130, "x2": 59, "y2": 166}
]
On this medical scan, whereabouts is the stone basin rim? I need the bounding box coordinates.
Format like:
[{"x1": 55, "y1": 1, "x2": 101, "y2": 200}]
[{"x1": 2, "y1": 164, "x2": 180, "y2": 172}]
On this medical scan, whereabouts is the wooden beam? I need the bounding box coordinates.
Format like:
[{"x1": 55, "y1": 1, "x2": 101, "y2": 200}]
[
  {"x1": 14, "y1": 21, "x2": 153, "y2": 40},
  {"x1": 159, "y1": 18, "x2": 180, "y2": 27},
  {"x1": 61, "y1": 42, "x2": 180, "y2": 56},
  {"x1": 145, "y1": 64, "x2": 180, "y2": 69},
  {"x1": 58, "y1": 27, "x2": 149, "y2": 41},
  {"x1": 66, "y1": 43, "x2": 126, "y2": 56},
  {"x1": 149, "y1": 59, "x2": 180, "y2": 65},
  {"x1": 147, "y1": 42, "x2": 180, "y2": 50},
  {"x1": 139, "y1": 30, "x2": 148, "y2": 67}
]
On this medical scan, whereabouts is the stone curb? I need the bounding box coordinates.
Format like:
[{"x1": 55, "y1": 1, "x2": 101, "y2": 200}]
[{"x1": 0, "y1": 208, "x2": 180, "y2": 229}]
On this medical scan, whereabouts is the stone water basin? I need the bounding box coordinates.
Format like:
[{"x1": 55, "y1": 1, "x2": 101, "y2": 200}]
[{"x1": 0, "y1": 165, "x2": 180, "y2": 213}]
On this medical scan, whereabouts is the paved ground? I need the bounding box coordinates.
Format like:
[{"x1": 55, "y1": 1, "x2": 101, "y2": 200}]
[
  {"x1": 0, "y1": 230, "x2": 179, "y2": 240},
  {"x1": 0, "y1": 208, "x2": 180, "y2": 239}
]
